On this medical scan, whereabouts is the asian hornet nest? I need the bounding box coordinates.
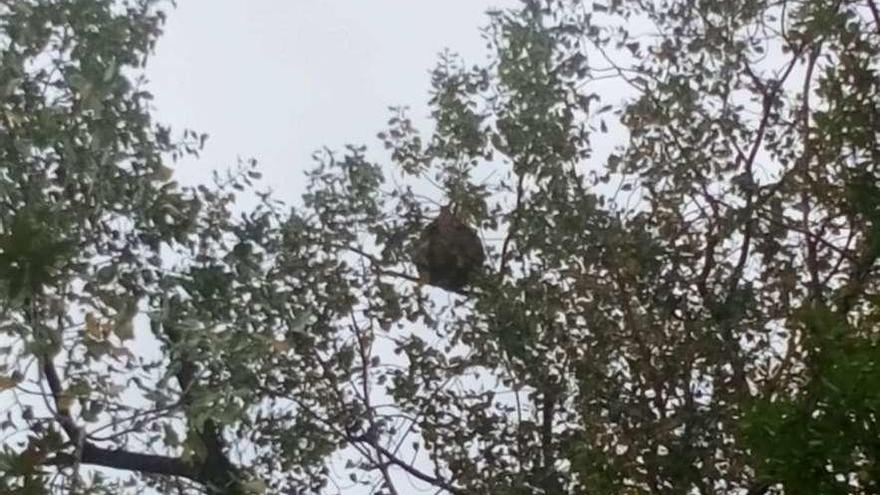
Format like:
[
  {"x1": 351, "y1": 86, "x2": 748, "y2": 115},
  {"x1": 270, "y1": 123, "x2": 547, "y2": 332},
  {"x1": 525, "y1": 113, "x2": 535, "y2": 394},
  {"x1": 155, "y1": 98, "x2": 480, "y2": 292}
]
[{"x1": 412, "y1": 205, "x2": 485, "y2": 292}]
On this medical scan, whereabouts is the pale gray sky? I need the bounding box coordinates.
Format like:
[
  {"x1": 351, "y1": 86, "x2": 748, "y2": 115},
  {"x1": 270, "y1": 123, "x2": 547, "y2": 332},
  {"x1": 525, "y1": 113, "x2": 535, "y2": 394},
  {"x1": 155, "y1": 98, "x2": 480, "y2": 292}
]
[
  {"x1": 148, "y1": 1, "x2": 516, "y2": 206},
  {"x1": 144, "y1": 4, "x2": 516, "y2": 493}
]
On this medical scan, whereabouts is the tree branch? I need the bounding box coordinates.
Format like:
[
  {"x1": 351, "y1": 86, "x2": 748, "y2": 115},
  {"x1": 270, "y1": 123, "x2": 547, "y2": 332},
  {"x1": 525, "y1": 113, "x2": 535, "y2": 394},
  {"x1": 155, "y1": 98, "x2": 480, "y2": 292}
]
[
  {"x1": 352, "y1": 435, "x2": 466, "y2": 495},
  {"x1": 339, "y1": 243, "x2": 421, "y2": 283},
  {"x1": 499, "y1": 172, "x2": 526, "y2": 277},
  {"x1": 47, "y1": 445, "x2": 195, "y2": 480},
  {"x1": 867, "y1": 0, "x2": 880, "y2": 35},
  {"x1": 351, "y1": 312, "x2": 400, "y2": 495},
  {"x1": 41, "y1": 352, "x2": 200, "y2": 482},
  {"x1": 161, "y1": 318, "x2": 242, "y2": 493}
]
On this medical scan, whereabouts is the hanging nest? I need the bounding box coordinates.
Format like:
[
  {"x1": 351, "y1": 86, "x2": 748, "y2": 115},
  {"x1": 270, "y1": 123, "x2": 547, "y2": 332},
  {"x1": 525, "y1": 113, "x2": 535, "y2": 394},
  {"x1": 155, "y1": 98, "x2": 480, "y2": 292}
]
[{"x1": 412, "y1": 206, "x2": 485, "y2": 292}]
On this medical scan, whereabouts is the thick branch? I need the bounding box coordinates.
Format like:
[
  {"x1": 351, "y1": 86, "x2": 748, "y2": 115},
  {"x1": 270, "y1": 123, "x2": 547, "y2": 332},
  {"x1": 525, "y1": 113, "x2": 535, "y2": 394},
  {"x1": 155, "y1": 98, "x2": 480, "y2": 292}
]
[
  {"x1": 48, "y1": 444, "x2": 195, "y2": 480},
  {"x1": 41, "y1": 353, "x2": 200, "y2": 482},
  {"x1": 162, "y1": 319, "x2": 242, "y2": 493}
]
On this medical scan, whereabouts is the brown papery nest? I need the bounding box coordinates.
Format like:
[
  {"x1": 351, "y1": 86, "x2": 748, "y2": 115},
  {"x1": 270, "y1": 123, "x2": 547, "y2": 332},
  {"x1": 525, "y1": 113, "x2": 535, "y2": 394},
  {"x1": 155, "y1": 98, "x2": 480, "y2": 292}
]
[{"x1": 411, "y1": 205, "x2": 485, "y2": 293}]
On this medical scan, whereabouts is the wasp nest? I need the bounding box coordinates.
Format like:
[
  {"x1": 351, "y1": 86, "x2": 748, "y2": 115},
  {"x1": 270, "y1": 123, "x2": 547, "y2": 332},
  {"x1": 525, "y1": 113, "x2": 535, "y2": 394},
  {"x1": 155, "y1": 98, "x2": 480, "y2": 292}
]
[{"x1": 412, "y1": 206, "x2": 485, "y2": 292}]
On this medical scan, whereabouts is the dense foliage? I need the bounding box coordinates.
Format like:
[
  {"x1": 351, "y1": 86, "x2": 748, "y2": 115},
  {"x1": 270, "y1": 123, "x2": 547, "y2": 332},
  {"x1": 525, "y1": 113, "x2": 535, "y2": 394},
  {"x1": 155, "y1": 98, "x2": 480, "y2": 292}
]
[{"x1": 1, "y1": 0, "x2": 880, "y2": 494}]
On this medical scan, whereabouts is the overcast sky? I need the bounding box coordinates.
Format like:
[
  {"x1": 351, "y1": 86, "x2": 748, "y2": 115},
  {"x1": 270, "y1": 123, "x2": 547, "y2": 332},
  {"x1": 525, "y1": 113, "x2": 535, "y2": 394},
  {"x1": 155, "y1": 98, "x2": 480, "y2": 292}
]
[
  {"x1": 147, "y1": 1, "x2": 516, "y2": 207},
  {"x1": 143, "y1": 4, "x2": 517, "y2": 492}
]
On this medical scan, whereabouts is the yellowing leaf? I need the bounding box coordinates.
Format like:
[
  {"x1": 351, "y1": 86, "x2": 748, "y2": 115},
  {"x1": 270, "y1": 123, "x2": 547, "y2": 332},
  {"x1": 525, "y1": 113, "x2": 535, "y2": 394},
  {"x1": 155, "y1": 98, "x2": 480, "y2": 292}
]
[
  {"x1": 19, "y1": 444, "x2": 47, "y2": 473},
  {"x1": 271, "y1": 339, "x2": 290, "y2": 354},
  {"x1": 0, "y1": 374, "x2": 20, "y2": 390},
  {"x1": 85, "y1": 312, "x2": 103, "y2": 340},
  {"x1": 57, "y1": 393, "x2": 75, "y2": 413}
]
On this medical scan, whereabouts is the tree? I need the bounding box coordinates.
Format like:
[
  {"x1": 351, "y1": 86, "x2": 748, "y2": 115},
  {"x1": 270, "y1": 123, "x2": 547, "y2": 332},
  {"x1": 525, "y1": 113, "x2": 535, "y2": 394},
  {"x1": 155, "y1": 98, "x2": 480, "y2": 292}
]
[{"x1": 1, "y1": 0, "x2": 880, "y2": 494}]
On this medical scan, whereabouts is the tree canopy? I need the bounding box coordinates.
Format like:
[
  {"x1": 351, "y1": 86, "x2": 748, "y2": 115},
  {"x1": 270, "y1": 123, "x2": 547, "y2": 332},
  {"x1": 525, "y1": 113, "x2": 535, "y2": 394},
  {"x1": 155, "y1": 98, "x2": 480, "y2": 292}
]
[{"x1": 2, "y1": 0, "x2": 880, "y2": 494}]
